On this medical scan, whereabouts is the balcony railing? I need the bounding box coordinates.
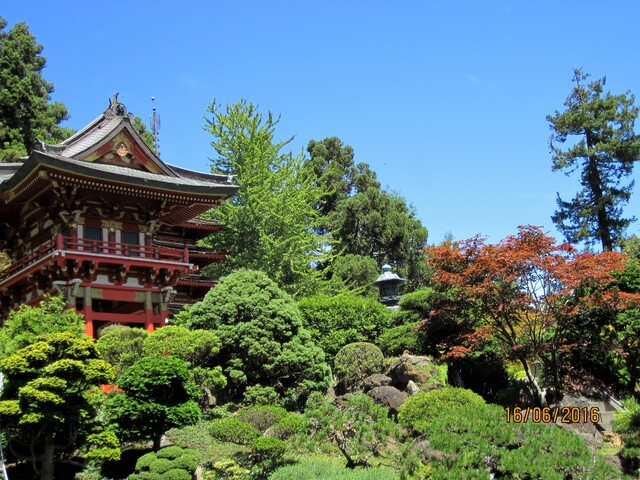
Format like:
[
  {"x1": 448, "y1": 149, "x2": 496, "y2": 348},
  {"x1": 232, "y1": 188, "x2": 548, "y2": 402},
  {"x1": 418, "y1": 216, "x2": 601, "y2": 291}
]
[{"x1": 0, "y1": 234, "x2": 189, "y2": 282}]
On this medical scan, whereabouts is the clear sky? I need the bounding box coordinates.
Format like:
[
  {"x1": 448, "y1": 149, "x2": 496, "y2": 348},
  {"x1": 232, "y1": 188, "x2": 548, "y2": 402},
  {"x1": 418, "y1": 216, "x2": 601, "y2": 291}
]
[{"x1": 4, "y1": 1, "x2": 640, "y2": 246}]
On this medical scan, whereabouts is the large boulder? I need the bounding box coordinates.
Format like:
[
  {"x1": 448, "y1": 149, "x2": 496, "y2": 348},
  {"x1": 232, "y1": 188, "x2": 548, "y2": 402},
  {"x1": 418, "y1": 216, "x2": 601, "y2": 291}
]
[
  {"x1": 554, "y1": 395, "x2": 603, "y2": 450},
  {"x1": 362, "y1": 374, "x2": 392, "y2": 392},
  {"x1": 366, "y1": 386, "x2": 407, "y2": 414},
  {"x1": 386, "y1": 353, "x2": 438, "y2": 391}
]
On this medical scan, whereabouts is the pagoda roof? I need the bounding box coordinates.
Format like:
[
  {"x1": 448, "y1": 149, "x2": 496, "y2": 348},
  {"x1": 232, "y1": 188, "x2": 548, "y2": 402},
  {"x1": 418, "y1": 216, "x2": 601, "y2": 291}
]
[{"x1": 0, "y1": 95, "x2": 239, "y2": 202}]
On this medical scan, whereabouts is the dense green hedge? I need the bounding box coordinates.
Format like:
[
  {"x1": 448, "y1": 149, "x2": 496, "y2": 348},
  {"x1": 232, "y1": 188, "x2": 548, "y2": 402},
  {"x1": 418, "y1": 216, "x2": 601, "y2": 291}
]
[
  {"x1": 298, "y1": 294, "x2": 391, "y2": 359},
  {"x1": 376, "y1": 323, "x2": 421, "y2": 356}
]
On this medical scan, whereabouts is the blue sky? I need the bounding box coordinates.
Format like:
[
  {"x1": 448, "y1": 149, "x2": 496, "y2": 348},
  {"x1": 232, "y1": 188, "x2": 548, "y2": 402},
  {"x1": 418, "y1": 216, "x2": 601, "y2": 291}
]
[{"x1": 4, "y1": 1, "x2": 640, "y2": 246}]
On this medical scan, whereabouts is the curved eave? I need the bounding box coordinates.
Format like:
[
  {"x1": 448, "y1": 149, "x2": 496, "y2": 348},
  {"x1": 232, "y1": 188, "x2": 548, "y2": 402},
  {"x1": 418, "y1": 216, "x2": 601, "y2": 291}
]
[{"x1": 1, "y1": 152, "x2": 239, "y2": 203}]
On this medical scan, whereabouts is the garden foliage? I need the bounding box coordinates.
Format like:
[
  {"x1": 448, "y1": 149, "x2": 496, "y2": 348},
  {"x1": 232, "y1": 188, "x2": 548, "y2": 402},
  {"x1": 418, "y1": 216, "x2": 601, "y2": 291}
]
[
  {"x1": 297, "y1": 294, "x2": 391, "y2": 359},
  {"x1": 188, "y1": 269, "x2": 331, "y2": 407}
]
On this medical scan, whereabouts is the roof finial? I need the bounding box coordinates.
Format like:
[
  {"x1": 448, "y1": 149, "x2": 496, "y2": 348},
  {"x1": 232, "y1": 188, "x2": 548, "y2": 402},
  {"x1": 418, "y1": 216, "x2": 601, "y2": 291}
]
[
  {"x1": 149, "y1": 96, "x2": 161, "y2": 156},
  {"x1": 107, "y1": 92, "x2": 125, "y2": 116}
]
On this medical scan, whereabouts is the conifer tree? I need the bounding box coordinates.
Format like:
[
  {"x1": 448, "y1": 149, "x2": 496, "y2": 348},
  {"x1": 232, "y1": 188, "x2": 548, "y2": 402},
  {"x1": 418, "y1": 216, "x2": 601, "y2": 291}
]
[
  {"x1": 548, "y1": 69, "x2": 640, "y2": 251},
  {"x1": 0, "y1": 17, "x2": 72, "y2": 161}
]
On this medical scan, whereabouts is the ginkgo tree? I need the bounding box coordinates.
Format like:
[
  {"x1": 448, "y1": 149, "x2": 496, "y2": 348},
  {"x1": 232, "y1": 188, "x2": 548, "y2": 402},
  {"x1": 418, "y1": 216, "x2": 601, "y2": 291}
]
[{"x1": 422, "y1": 225, "x2": 639, "y2": 405}]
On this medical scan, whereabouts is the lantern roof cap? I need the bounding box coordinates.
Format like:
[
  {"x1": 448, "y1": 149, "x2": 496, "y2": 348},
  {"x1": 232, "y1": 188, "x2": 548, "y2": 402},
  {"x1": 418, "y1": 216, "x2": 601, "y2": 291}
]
[{"x1": 372, "y1": 264, "x2": 405, "y2": 286}]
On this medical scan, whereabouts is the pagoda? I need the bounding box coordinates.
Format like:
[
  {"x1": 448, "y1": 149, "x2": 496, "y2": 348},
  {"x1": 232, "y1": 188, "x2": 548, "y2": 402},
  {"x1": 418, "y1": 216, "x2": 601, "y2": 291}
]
[{"x1": 0, "y1": 96, "x2": 239, "y2": 337}]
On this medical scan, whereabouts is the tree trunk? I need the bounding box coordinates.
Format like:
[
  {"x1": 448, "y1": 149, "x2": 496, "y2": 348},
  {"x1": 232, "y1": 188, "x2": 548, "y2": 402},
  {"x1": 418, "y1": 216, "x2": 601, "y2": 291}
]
[
  {"x1": 153, "y1": 434, "x2": 162, "y2": 451},
  {"x1": 40, "y1": 433, "x2": 55, "y2": 480},
  {"x1": 584, "y1": 134, "x2": 613, "y2": 251},
  {"x1": 520, "y1": 357, "x2": 546, "y2": 407}
]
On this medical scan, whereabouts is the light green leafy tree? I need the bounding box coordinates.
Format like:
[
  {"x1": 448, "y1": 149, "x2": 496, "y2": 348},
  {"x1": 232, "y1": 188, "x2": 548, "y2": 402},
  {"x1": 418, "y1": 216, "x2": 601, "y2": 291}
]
[
  {"x1": 0, "y1": 294, "x2": 84, "y2": 359},
  {"x1": 548, "y1": 68, "x2": 640, "y2": 251},
  {"x1": 0, "y1": 332, "x2": 115, "y2": 480},
  {"x1": 0, "y1": 17, "x2": 72, "y2": 161},
  {"x1": 203, "y1": 100, "x2": 326, "y2": 295}
]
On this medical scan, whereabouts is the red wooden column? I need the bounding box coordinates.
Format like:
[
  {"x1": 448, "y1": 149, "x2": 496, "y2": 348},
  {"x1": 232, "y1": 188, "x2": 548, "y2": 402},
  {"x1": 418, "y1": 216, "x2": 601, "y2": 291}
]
[
  {"x1": 83, "y1": 286, "x2": 94, "y2": 337},
  {"x1": 144, "y1": 290, "x2": 155, "y2": 333}
]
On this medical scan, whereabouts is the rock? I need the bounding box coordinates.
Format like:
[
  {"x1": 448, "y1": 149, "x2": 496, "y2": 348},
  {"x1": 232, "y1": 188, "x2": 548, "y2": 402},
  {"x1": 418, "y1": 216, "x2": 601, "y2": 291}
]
[
  {"x1": 386, "y1": 353, "x2": 436, "y2": 390},
  {"x1": 602, "y1": 432, "x2": 623, "y2": 449},
  {"x1": 367, "y1": 386, "x2": 407, "y2": 413},
  {"x1": 406, "y1": 380, "x2": 420, "y2": 395},
  {"x1": 414, "y1": 435, "x2": 445, "y2": 462},
  {"x1": 362, "y1": 374, "x2": 392, "y2": 392},
  {"x1": 554, "y1": 395, "x2": 603, "y2": 450}
]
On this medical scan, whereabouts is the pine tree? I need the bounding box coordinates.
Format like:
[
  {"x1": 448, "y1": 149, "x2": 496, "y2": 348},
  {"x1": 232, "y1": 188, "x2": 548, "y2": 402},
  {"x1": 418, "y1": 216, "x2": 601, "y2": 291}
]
[{"x1": 548, "y1": 69, "x2": 640, "y2": 251}]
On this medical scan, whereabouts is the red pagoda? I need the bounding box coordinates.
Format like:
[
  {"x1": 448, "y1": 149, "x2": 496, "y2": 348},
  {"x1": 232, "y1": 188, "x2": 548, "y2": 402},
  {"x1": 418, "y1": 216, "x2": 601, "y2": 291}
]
[{"x1": 0, "y1": 96, "x2": 239, "y2": 337}]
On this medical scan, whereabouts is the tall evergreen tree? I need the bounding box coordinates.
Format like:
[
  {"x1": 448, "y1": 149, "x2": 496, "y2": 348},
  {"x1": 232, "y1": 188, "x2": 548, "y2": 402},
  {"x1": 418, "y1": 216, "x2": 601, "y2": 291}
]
[
  {"x1": 0, "y1": 17, "x2": 72, "y2": 161},
  {"x1": 306, "y1": 137, "x2": 428, "y2": 289},
  {"x1": 548, "y1": 69, "x2": 640, "y2": 251}
]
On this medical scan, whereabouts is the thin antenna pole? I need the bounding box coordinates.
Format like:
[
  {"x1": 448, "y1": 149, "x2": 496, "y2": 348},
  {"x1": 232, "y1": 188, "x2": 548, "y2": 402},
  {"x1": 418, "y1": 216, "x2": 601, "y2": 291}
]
[{"x1": 150, "y1": 97, "x2": 160, "y2": 156}]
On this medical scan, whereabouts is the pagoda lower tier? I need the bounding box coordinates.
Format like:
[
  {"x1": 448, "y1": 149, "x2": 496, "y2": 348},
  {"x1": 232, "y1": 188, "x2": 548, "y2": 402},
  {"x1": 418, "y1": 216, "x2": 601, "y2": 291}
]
[{"x1": 0, "y1": 233, "x2": 205, "y2": 336}]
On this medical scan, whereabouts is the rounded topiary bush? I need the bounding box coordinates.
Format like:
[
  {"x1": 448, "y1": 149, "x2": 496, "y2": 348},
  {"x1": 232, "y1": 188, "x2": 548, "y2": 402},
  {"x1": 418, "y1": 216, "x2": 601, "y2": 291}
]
[
  {"x1": 135, "y1": 451, "x2": 157, "y2": 471},
  {"x1": 251, "y1": 437, "x2": 287, "y2": 463},
  {"x1": 172, "y1": 449, "x2": 200, "y2": 472},
  {"x1": 209, "y1": 417, "x2": 260, "y2": 445},
  {"x1": 156, "y1": 445, "x2": 184, "y2": 460},
  {"x1": 162, "y1": 469, "x2": 192, "y2": 480},
  {"x1": 398, "y1": 387, "x2": 485, "y2": 434},
  {"x1": 237, "y1": 405, "x2": 288, "y2": 432},
  {"x1": 334, "y1": 342, "x2": 384, "y2": 393},
  {"x1": 149, "y1": 458, "x2": 173, "y2": 475},
  {"x1": 270, "y1": 414, "x2": 308, "y2": 439}
]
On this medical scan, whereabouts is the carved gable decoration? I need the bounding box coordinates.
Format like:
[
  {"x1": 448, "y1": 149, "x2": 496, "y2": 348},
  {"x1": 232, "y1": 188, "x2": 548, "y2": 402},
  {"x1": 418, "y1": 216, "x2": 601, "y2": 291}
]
[{"x1": 82, "y1": 130, "x2": 164, "y2": 174}]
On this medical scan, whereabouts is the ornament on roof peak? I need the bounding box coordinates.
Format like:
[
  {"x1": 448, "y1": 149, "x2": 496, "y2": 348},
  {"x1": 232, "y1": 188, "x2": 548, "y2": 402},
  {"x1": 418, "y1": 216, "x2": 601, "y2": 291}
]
[{"x1": 106, "y1": 92, "x2": 127, "y2": 117}]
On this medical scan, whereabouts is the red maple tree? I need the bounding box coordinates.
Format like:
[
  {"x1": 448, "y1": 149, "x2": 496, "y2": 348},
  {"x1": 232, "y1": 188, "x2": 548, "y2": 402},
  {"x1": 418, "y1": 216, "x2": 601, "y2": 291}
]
[{"x1": 421, "y1": 225, "x2": 638, "y2": 405}]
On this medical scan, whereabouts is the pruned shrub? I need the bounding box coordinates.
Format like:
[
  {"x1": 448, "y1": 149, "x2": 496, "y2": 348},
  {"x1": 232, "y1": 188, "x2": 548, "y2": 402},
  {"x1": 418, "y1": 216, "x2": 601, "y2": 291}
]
[
  {"x1": 297, "y1": 294, "x2": 391, "y2": 359},
  {"x1": 149, "y1": 458, "x2": 173, "y2": 475},
  {"x1": 242, "y1": 385, "x2": 281, "y2": 406},
  {"x1": 188, "y1": 270, "x2": 331, "y2": 408},
  {"x1": 237, "y1": 405, "x2": 288, "y2": 432},
  {"x1": 163, "y1": 469, "x2": 192, "y2": 480},
  {"x1": 209, "y1": 417, "x2": 260, "y2": 445},
  {"x1": 135, "y1": 451, "x2": 157, "y2": 471},
  {"x1": 172, "y1": 449, "x2": 200, "y2": 472},
  {"x1": 132, "y1": 446, "x2": 199, "y2": 480},
  {"x1": 270, "y1": 414, "x2": 308, "y2": 439},
  {"x1": 398, "y1": 387, "x2": 485, "y2": 434},
  {"x1": 334, "y1": 342, "x2": 384, "y2": 393},
  {"x1": 156, "y1": 445, "x2": 184, "y2": 460},
  {"x1": 250, "y1": 437, "x2": 286, "y2": 462},
  {"x1": 377, "y1": 324, "x2": 421, "y2": 356}
]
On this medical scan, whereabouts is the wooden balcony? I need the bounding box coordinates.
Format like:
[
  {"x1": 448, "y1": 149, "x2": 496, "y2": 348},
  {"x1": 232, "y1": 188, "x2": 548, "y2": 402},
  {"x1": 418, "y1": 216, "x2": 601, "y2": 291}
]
[{"x1": 0, "y1": 234, "x2": 192, "y2": 287}]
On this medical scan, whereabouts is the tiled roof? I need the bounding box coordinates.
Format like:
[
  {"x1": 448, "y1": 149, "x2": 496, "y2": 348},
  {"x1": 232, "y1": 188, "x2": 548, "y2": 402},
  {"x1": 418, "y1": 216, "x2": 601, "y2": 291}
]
[{"x1": 59, "y1": 116, "x2": 122, "y2": 158}]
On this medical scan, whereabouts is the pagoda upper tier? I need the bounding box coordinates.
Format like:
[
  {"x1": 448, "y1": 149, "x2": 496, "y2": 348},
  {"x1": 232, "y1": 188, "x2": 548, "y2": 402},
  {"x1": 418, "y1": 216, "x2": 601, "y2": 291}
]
[{"x1": 0, "y1": 95, "x2": 239, "y2": 336}]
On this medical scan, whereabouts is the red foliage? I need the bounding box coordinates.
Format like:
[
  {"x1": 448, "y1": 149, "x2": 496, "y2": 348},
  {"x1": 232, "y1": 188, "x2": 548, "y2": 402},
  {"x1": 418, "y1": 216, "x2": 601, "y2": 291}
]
[{"x1": 422, "y1": 226, "x2": 640, "y2": 392}]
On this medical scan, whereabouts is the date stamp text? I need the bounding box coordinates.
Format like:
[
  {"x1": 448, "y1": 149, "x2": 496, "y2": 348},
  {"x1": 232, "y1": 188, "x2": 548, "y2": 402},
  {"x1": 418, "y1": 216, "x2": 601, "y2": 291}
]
[{"x1": 505, "y1": 406, "x2": 601, "y2": 424}]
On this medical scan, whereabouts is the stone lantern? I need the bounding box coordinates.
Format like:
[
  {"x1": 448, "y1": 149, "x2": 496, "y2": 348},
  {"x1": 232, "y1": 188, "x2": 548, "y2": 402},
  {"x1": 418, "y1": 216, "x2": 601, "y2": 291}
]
[{"x1": 372, "y1": 264, "x2": 405, "y2": 308}]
